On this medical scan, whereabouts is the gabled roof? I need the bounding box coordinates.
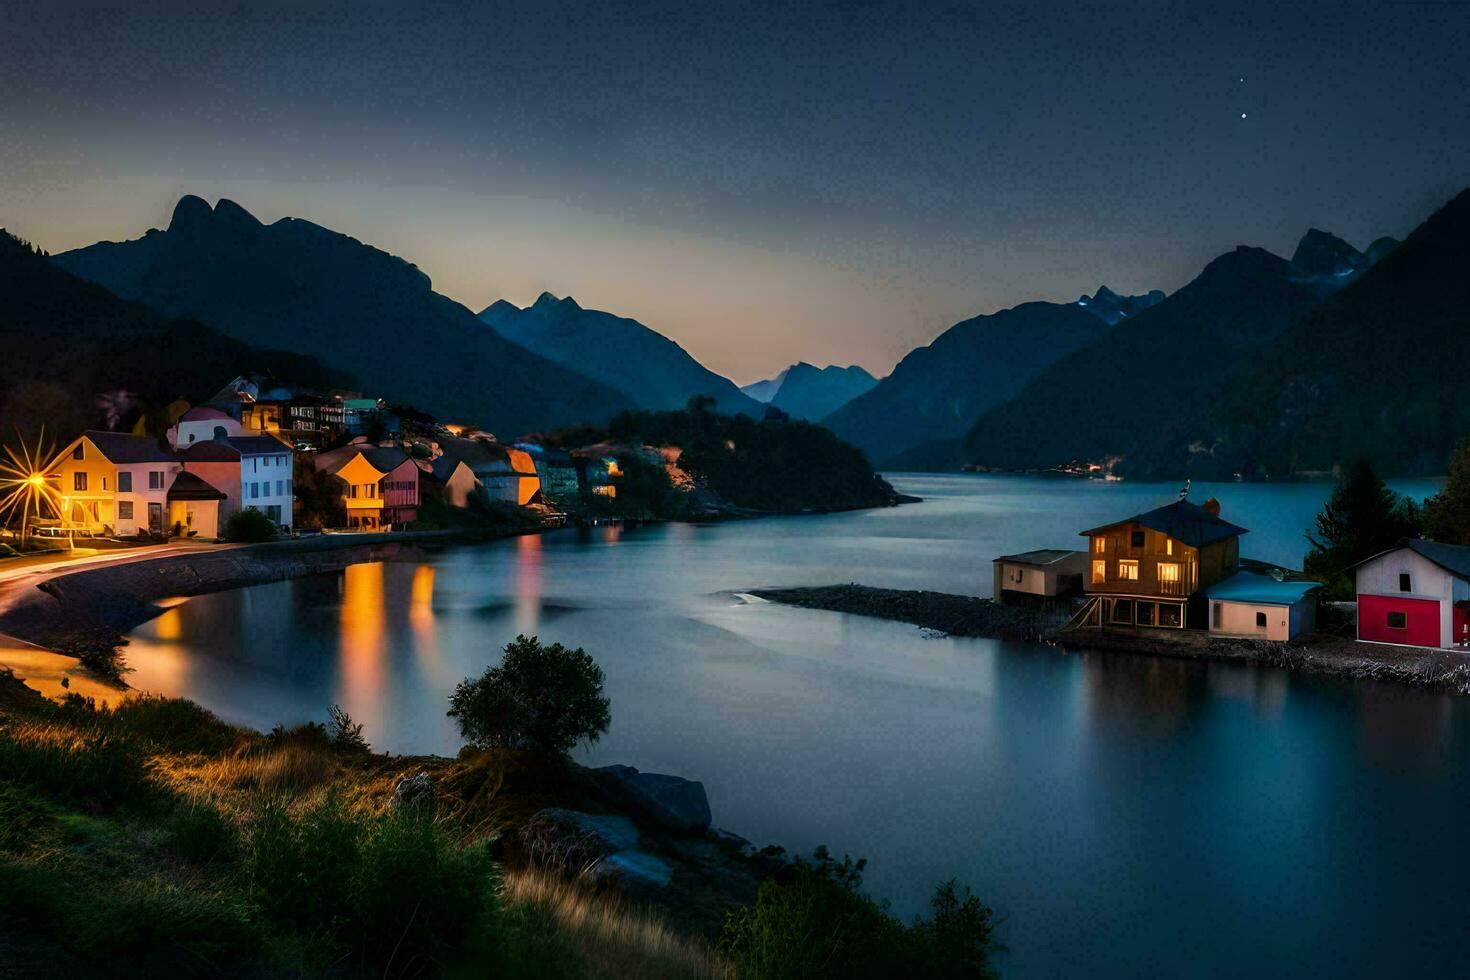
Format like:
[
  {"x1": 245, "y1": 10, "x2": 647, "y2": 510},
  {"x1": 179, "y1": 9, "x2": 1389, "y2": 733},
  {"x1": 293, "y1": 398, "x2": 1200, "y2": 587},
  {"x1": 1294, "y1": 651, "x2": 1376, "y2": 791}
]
[
  {"x1": 227, "y1": 435, "x2": 291, "y2": 456},
  {"x1": 1206, "y1": 571, "x2": 1319, "y2": 606},
  {"x1": 179, "y1": 406, "x2": 233, "y2": 422},
  {"x1": 1080, "y1": 499, "x2": 1249, "y2": 548},
  {"x1": 1354, "y1": 539, "x2": 1470, "y2": 580},
  {"x1": 994, "y1": 549, "x2": 1085, "y2": 566},
  {"x1": 180, "y1": 441, "x2": 240, "y2": 462},
  {"x1": 166, "y1": 471, "x2": 227, "y2": 501},
  {"x1": 81, "y1": 431, "x2": 176, "y2": 464}
]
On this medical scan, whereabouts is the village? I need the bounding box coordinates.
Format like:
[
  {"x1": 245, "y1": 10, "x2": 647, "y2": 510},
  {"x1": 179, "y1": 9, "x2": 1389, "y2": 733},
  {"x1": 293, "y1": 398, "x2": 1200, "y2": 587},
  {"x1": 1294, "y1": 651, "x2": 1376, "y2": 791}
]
[
  {"x1": 993, "y1": 494, "x2": 1470, "y2": 653},
  {"x1": 8, "y1": 373, "x2": 633, "y2": 545}
]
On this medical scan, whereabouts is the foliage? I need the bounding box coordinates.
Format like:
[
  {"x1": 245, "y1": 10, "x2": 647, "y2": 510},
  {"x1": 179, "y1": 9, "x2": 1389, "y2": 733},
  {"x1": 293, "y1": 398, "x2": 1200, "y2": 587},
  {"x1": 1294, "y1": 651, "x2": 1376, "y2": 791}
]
[
  {"x1": 1425, "y1": 439, "x2": 1470, "y2": 546},
  {"x1": 293, "y1": 462, "x2": 347, "y2": 528},
  {"x1": 718, "y1": 846, "x2": 999, "y2": 979},
  {"x1": 447, "y1": 634, "x2": 611, "y2": 757},
  {"x1": 1304, "y1": 460, "x2": 1423, "y2": 598},
  {"x1": 327, "y1": 703, "x2": 370, "y2": 753},
  {"x1": 221, "y1": 506, "x2": 278, "y2": 542}
]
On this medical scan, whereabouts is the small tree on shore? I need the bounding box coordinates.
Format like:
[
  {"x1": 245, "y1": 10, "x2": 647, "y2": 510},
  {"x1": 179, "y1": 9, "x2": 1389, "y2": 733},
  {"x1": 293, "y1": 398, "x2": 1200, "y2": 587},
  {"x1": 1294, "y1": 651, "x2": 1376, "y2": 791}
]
[
  {"x1": 1425, "y1": 439, "x2": 1470, "y2": 546},
  {"x1": 221, "y1": 508, "x2": 278, "y2": 543},
  {"x1": 1305, "y1": 460, "x2": 1421, "y2": 597},
  {"x1": 447, "y1": 635, "x2": 610, "y2": 757}
]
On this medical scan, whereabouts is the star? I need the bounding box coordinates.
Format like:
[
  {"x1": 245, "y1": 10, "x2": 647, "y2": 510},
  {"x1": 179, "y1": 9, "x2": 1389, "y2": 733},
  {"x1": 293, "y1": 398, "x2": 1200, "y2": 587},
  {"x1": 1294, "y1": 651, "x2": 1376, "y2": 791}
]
[{"x1": 1241, "y1": 112, "x2": 1248, "y2": 119}]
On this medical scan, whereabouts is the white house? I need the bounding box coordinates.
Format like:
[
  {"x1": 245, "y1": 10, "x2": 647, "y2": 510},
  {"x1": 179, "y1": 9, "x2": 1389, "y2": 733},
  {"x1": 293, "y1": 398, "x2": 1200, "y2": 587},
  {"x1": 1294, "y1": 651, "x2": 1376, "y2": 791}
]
[
  {"x1": 1354, "y1": 540, "x2": 1470, "y2": 650},
  {"x1": 179, "y1": 432, "x2": 295, "y2": 530},
  {"x1": 168, "y1": 405, "x2": 243, "y2": 449},
  {"x1": 52, "y1": 432, "x2": 182, "y2": 536},
  {"x1": 991, "y1": 549, "x2": 1089, "y2": 602},
  {"x1": 1205, "y1": 571, "x2": 1318, "y2": 642}
]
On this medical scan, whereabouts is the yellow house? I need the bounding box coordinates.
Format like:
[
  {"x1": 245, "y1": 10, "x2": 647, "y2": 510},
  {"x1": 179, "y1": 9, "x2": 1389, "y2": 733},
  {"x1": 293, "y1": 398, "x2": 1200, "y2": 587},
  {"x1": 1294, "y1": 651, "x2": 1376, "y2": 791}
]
[
  {"x1": 52, "y1": 432, "x2": 181, "y2": 535},
  {"x1": 329, "y1": 451, "x2": 388, "y2": 530}
]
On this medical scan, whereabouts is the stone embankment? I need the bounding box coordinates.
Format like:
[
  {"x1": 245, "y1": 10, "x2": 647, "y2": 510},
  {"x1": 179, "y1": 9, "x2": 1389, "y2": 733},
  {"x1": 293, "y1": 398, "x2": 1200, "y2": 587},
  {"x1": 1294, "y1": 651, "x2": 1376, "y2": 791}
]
[{"x1": 748, "y1": 583, "x2": 1070, "y2": 640}]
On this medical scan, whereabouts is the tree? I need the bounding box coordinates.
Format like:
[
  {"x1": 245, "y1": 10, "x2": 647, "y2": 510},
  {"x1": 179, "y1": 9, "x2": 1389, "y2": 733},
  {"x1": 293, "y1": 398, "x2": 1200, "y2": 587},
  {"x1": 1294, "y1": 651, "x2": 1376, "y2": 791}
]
[
  {"x1": 294, "y1": 464, "x2": 346, "y2": 528},
  {"x1": 1304, "y1": 460, "x2": 1422, "y2": 597},
  {"x1": 1425, "y1": 439, "x2": 1470, "y2": 546},
  {"x1": 221, "y1": 507, "x2": 279, "y2": 543},
  {"x1": 446, "y1": 635, "x2": 610, "y2": 756}
]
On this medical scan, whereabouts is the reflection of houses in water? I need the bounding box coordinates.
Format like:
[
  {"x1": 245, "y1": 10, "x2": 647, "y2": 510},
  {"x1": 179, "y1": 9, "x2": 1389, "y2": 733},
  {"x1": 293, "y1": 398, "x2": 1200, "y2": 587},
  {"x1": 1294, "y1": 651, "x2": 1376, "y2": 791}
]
[
  {"x1": 1356, "y1": 685, "x2": 1454, "y2": 763},
  {"x1": 515, "y1": 534, "x2": 543, "y2": 635},
  {"x1": 409, "y1": 564, "x2": 438, "y2": 665},
  {"x1": 339, "y1": 563, "x2": 386, "y2": 718},
  {"x1": 1081, "y1": 653, "x2": 1210, "y2": 732}
]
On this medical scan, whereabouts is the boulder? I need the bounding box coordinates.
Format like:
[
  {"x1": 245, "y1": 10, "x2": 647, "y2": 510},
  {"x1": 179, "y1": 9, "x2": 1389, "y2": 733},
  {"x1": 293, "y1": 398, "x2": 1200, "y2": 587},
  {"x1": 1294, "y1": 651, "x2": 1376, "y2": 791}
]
[
  {"x1": 595, "y1": 765, "x2": 712, "y2": 833},
  {"x1": 390, "y1": 772, "x2": 433, "y2": 810},
  {"x1": 521, "y1": 808, "x2": 671, "y2": 888}
]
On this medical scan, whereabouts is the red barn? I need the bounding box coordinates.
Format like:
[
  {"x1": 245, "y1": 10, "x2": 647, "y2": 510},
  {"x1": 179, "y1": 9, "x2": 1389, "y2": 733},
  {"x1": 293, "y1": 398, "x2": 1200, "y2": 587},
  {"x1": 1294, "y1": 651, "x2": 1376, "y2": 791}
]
[{"x1": 1354, "y1": 540, "x2": 1470, "y2": 650}]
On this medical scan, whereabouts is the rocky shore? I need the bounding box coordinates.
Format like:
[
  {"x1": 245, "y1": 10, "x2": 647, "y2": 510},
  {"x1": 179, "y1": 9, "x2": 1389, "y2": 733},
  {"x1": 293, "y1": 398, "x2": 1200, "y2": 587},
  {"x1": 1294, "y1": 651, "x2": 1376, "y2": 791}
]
[{"x1": 754, "y1": 583, "x2": 1470, "y2": 696}]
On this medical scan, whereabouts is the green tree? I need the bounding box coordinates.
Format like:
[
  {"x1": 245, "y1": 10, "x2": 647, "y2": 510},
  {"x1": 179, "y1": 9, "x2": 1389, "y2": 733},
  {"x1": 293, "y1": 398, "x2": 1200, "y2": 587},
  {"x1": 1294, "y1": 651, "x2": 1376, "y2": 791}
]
[
  {"x1": 1425, "y1": 439, "x2": 1470, "y2": 546},
  {"x1": 1304, "y1": 460, "x2": 1422, "y2": 597},
  {"x1": 447, "y1": 635, "x2": 610, "y2": 757},
  {"x1": 220, "y1": 508, "x2": 278, "y2": 543}
]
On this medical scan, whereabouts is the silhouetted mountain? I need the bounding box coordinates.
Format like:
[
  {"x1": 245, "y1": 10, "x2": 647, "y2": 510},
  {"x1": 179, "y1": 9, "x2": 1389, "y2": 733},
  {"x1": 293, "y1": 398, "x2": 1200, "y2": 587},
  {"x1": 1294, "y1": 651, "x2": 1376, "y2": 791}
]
[
  {"x1": 479, "y1": 293, "x2": 759, "y2": 416},
  {"x1": 822, "y1": 302, "x2": 1115, "y2": 467},
  {"x1": 0, "y1": 229, "x2": 338, "y2": 440},
  {"x1": 1214, "y1": 188, "x2": 1470, "y2": 477},
  {"x1": 740, "y1": 370, "x2": 788, "y2": 403},
  {"x1": 1076, "y1": 286, "x2": 1166, "y2": 325},
  {"x1": 55, "y1": 197, "x2": 634, "y2": 435},
  {"x1": 1287, "y1": 228, "x2": 1399, "y2": 297},
  {"x1": 961, "y1": 247, "x2": 1321, "y2": 477},
  {"x1": 763, "y1": 363, "x2": 877, "y2": 421}
]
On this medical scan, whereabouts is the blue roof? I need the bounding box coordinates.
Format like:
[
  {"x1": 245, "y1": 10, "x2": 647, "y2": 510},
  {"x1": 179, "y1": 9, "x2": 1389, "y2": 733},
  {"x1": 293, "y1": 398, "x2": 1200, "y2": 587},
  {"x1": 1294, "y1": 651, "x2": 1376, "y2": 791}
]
[
  {"x1": 1206, "y1": 571, "x2": 1319, "y2": 606},
  {"x1": 1080, "y1": 499, "x2": 1248, "y2": 548}
]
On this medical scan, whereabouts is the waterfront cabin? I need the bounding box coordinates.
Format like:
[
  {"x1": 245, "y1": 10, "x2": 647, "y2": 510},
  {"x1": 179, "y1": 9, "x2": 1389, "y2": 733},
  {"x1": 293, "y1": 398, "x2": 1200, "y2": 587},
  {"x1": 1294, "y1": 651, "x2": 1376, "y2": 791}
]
[
  {"x1": 52, "y1": 432, "x2": 182, "y2": 536},
  {"x1": 1353, "y1": 540, "x2": 1470, "y2": 649},
  {"x1": 1080, "y1": 498, "x2": 1247, "y2": 629},
  {"x1": 1205, "y1": 571, "x2": 1318, "y2": 641},
  {"x1": 991, "y1": 550, "x2": 1088, "y2": 604}
]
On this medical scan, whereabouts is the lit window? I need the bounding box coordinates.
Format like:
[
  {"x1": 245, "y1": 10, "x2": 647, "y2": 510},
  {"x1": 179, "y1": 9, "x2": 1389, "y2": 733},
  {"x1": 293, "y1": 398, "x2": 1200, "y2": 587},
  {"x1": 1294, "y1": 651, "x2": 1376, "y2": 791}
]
[
  {"x1": 1166, "y1": 539, "x2": 1174, "y2": 556},
  {"x1": 1118, "y1": 560, "x2": 1140, "y2": 581},
  {"x1": 74, "y1": 472, "x2": 87, "y2": 492},
  {"x1": 1091, "y1": 560, "x2": 1106, "y2": 584},
  {"x1": 1157, "y1": 562, "x2": 1181, "y2": 584},
  {"x1": 1093, "y1": 537, "x2": 1106, "y2": 554}
]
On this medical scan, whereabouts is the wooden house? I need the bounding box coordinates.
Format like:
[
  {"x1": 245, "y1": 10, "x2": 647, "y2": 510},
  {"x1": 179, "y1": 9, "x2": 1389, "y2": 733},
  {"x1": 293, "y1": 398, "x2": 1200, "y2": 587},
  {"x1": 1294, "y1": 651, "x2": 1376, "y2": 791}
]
[
  {"x1": 991, "y1": 550, "x2": 1088, "y2": 603},
  {"x1": 1353, "y1": 540, "x2": 1470, "y2": 649},
  {"x1": 1079, "y1": 498, "x2": 1247, "y2": 629}
]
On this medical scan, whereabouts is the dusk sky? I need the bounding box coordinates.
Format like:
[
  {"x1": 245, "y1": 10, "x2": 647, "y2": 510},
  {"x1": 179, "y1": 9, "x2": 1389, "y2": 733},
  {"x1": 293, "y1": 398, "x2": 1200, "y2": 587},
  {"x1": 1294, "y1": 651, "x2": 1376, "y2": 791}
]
[{"x1": 4, "y1": 0, "x2": 1469, "y2": 383}]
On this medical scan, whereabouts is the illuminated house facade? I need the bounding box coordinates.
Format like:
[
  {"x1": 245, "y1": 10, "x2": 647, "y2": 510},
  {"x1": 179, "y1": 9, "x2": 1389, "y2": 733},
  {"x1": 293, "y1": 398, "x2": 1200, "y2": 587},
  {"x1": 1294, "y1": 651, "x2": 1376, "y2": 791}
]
[
  {"x1": 314, "y1": 446, "x2": 389, "y2": 530},
  {"x1": 179, "y1": 433, "x2": 294, "y2": 530},
  {"x1": 52, "y1": 432, "x2": 182, "y2": 536},
  {"x1": 1079, "y1": 498, "x2": 1247, "y2": 629},
  {"x1": 1354, "y1": 540, "x2": 1470, "y2": 649}
]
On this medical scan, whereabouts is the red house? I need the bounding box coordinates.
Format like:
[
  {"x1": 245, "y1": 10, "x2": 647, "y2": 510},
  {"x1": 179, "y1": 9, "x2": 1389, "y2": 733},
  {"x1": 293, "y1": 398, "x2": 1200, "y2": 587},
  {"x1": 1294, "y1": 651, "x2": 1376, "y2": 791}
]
[{"x1": 1354, "y1": 540, "x2": 1470, "y2": 650}]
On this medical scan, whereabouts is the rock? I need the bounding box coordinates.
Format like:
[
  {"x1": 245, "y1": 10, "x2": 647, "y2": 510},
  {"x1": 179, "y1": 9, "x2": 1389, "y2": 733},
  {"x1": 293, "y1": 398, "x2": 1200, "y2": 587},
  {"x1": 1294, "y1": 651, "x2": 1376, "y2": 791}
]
[
  {"x1": 390, "y1": 772, "x2": 433, "y2": 810},
  {"x1": 595, "y1": 765, "x2": 712, "y2": 833},
  {"x1": 521, "y1": 808, "x2": 671, "y2": 888}
]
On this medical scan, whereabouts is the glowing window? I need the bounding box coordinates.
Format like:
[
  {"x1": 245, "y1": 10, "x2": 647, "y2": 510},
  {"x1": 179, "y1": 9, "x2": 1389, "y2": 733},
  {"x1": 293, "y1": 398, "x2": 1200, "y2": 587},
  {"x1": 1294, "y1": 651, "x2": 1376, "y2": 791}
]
[
  {"x1": 1166, "y1": 539, "x2": 1174, "y2": 556},
  {"x1": 1157, "y1": 562, "x2": 1181, "y2": 584},
  {"x1": 1091, "y1": 560, "x2": 1106, "y2": 584},
  {"x1": 1093, "y1": 537, "x2": 1106, "y2": 554},
  {"x1": 1118, "y1": 560, "x2": 1140, "y2": 581}
]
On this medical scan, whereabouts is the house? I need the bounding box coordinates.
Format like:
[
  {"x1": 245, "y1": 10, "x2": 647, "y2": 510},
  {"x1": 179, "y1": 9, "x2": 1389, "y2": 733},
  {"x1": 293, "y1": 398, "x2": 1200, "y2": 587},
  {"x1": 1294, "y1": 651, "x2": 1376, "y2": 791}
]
[
  {"x1": 1354, "y1": 540, "x2": 1470, "y2": 649},
  {"x1": 168, "y1": 406, "x2": 242, "y2": 448},
  {"x1": 992, "y1": 550, "x2": 1089, "y2": 603},
  {"x1": 1205, "y1": 571, "x2": 1318, "y2": 641},
  {"x1": 363, "y1": 448, "x2": 420, "y2": 526},
  {"x1": 52, "y1": 432, "x2": 182, "y2": 535},
  {"x1": 438, "y1": 437, "x2": 541, "y2": 505},
  {"x1": 179, "y1": 432, "x2": 295, "y2": 529},
  {"x1": 418, "y1": 452, "x2": 479, "y2": 508},
  {"x1": 311, "y1": 444, "x2": 421, "y2": 529},
  {"x1": 1079, "y1": 497, "x2": 1248, "y2": 629},
  {"x1": 165, "y1": 471, "x2": 227, "y2": 539},
  {"x1": 518, "y1": 446, "x2": 580, "y2": 503}
]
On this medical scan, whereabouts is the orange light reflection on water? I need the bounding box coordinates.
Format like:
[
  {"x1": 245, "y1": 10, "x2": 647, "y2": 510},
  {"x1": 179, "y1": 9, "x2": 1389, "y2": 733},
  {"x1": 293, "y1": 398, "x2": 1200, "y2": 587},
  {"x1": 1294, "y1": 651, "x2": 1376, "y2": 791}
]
[
  {"x1": 516, "y1": 534, "x2": 542, "y2": 635},
  {"x1": 340, "y1": 563, "x2": 385, "y2": 729},
  {"x1": 409, "y1": 564, "x2": 439, "y2": 665}
]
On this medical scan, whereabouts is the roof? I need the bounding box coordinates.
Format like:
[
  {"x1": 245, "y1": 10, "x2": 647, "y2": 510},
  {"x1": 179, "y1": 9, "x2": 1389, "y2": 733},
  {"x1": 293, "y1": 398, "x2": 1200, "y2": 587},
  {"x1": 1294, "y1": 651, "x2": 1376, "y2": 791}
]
[
  {"x1": 1080, "y1": 499, "x2": 1249, "y2": 548},
  {"x1": 179, "y1": 406, "x2": 233, "y2": 422},
  {"x1": 227, "y1": 435, "x2": 291, "y2": 456},
  {"x1": 994, "y1": 549, "x2": 1085, "y2": 566},
  {"x1": 357, "y1": 447, "x2": 412, "y2": 473},
  {"x1": 1353, "y1": 539, "x2": 1470, "y2": 580},
  {"x1": 81, "y1": 431, "x2": 176, "y2": 464},
  {"x1": 166, "y1": 471, "x2": 227, "y2": 501},
  {"x1": 1206, "y1": 571, "x2": 1320, "y2": 606},
  {"x1": 180, "y1": 441, "x2": 239, "y2": 462}
]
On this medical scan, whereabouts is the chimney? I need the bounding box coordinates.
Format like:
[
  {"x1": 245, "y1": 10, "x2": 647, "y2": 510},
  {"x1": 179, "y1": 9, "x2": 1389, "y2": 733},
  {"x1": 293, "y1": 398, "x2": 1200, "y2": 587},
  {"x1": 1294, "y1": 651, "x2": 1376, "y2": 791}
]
[{"x1": 1202, "y1": 497, "x2": 1221, "y2": 516}]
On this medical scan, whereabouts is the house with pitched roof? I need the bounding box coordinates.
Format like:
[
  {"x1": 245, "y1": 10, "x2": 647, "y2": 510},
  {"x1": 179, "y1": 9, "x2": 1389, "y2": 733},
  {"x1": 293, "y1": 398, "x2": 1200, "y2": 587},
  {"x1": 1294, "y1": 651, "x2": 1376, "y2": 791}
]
[
  {"x1": 992, "y1": 549, "x2": 1089, "y2": 602},
  {"x1": 1078, "y1": 497, "x2": 1248, "y2": 629},
  {"x1": 179, "y1": 432, "x2": 294, "y2": 530},
  {"x1": 52, "y1": 432, "x2": 182, "y2": 535},
  {"x1": 1205, "y1": 571, "x2": 1319, "y2": 641},
  {"x1": 1354, "y1": 540, "x2": 1470, "y2": 649},
  {"x1": 311, "y1": 443, "x2": 421, "y2": 529}
]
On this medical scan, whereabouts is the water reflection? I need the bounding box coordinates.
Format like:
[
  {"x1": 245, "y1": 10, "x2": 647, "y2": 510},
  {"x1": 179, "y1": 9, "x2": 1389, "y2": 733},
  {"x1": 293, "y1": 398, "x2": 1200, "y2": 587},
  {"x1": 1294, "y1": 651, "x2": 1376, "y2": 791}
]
[
  {"x1": 409, "y1": 564, "x2": 438, "y2": 664},
  {"x1": 339, "y1": 562, "x2": 385, "y2": 725},
  {"x1": 515, "y1": 533, "x2": 542, "y2": 634}
]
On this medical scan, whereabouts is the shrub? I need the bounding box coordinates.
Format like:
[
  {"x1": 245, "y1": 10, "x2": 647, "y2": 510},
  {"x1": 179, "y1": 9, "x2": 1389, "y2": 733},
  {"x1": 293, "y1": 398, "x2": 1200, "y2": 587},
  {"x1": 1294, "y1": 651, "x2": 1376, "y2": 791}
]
[
  {"x1": 447, "y1": 635, "x2": 610, "y2": 757},
  {"x1": 0, "y1": 726, "x2": 155, "y2": 812},
  {"x1": 221, "y1": 507, "x2": 278, "y2": 543},
  {"x1": 327, "y1": 703, "x2": 370, "y2": 753},
  {"x1": 719, "y1": 847, "x2": 998, "y2": 980},
  {"x1": 162, "y1": 800, "x2": 238, "y2": 864}
]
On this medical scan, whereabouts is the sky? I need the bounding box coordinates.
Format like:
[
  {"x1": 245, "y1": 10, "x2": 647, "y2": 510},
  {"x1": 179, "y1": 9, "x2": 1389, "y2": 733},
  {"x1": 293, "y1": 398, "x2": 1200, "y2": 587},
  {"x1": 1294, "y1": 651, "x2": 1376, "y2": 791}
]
[{"x1": 3, "y1": 0, "x2": 1469, "y2": 384}]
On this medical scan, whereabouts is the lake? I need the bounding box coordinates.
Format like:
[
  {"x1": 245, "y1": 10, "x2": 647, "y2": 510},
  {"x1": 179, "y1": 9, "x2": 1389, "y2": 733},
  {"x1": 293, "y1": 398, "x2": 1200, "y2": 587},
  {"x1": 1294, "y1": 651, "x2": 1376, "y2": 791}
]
[{"x1": 125, "y1": 474, "x2": 1469, "y2": 978}]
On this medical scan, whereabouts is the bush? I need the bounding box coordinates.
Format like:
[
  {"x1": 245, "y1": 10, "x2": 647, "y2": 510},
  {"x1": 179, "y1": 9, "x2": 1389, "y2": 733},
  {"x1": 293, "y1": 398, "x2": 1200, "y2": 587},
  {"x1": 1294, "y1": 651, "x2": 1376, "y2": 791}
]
[
  {"x1": 719, "y1": 847, "x2": 998, "y2": 980},
  {"x1": 162, "y1": 800, "x2": 238, "y2": 864},
  {"x1": 447, "y1": 635, "x2": 610, "y2": 757},
  {"x1": 0, "y1": 726, "x2": 156, "y2": 812},
  {"x1": 221, "y1": 508, "x2": 278, "y2": 543},
  {"x1": 327, "y1": 703, "x2": 370, "y2": 753}
]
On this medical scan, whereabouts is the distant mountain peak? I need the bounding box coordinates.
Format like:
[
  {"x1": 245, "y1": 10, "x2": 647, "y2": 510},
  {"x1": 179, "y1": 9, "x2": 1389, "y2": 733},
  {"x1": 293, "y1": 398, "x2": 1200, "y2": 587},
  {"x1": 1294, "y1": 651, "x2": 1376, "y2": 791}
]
[
  {"x1": 168, "y1": 194, "x2": 214, "y2": 233},
  {"x1": 482, "y1": 298, "x2": 521, "y2": 318},
  {"x1": 1290, "y1": 228, "x2": 1361, "y2": 278},
  {"x1": 1075, "y1": 285, "x2": 1165, "y2": 325},
  {"x1": 532, "y1": 291, "x2": 580, "y2": 312}
]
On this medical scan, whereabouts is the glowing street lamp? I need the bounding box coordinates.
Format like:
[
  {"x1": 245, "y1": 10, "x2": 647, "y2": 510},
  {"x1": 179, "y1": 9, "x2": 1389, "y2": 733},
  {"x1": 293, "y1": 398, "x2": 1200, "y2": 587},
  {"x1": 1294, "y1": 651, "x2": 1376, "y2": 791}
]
[{"x1": 0, "y1": 430, "x2": 64, "y2": 552}]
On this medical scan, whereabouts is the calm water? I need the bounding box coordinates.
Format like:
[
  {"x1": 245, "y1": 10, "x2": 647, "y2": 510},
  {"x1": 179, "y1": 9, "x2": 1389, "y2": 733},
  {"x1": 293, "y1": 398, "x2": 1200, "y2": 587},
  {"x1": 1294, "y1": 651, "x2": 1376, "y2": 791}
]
[{"x1": 127, "y1": 474, "x2": 1469, "y2": 978}]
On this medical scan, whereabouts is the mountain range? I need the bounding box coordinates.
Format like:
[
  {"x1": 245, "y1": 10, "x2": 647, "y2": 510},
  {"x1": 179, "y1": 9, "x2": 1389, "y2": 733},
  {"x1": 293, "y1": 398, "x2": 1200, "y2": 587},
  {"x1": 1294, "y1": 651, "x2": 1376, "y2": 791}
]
[
  {"x1": 741, "y1": 363, "x2": 878, "y2": 420},
  {"x1": 479, "y1": 292, "x2": 759, "y2": 416},
  {"x1": 54, "y1": 197, "x2": 635, "y2": 437}
]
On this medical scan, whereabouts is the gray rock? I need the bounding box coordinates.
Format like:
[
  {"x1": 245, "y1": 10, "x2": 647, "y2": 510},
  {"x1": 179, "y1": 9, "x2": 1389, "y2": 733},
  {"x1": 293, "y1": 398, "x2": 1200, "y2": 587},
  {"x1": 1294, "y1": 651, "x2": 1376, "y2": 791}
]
[
  {"x1": 522, "y1": 808, "x2": 671, "y2": 889},
  {"x1": 390, "y1": 772, "x2": 434, "y2": 810},
  {"x1": 595, "y1": 765, "x2": 712, "y2": 833}
]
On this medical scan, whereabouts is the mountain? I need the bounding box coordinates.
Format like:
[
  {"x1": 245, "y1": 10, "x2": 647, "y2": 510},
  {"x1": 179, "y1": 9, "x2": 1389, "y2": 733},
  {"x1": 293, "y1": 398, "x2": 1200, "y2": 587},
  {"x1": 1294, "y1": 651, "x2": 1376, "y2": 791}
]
[
  {"x1": 1076, "y1": 286, "x2": 1166, "y2": 325},
  {"x1": 55, "y1": 196, "x2": 634, "y2": 436},
  {"x1": 479, "y1": 293, "x2": 760, "y2": 416},
  {"x1": 1212, "y1": 189, "x2": 1470, "y2": 477},
  {"x1": 741, "y1": 370, "x2": 788, "y2": 404},
  {"x1": 821, "y1": 299, "x2": 1126, "y2": 467},
  {"x1": 0, "y1": 229, "x2": 337, "y2": 440},
  {"x1": 1287, "y1": 228, "x2": 1400, "y2": 297},
  {"x1": 764, "y1": 363, "x2": 877, "y2": 420}
]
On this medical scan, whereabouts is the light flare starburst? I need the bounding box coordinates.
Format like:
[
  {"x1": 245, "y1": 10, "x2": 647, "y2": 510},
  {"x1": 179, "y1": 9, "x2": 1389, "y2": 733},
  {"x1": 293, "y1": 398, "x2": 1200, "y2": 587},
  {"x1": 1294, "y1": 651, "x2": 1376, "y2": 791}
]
[{"x1": 0, "y1": 429, "x2": 65, "y2": 549}]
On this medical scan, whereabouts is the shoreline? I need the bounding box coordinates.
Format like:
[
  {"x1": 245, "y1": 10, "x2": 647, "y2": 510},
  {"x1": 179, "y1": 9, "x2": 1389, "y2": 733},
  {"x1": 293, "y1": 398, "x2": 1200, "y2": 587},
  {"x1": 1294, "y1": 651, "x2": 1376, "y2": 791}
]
[{"x1": 753, "y1": 583, "x2": 1470, "y2": 696}]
